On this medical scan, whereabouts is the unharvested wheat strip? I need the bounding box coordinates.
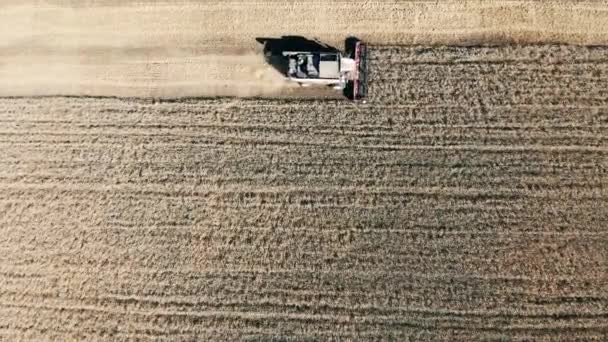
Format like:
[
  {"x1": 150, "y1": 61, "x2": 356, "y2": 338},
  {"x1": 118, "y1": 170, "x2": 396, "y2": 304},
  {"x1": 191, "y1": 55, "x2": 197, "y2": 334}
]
[
  {"x1": 6, "y1": 291, "x2": 608, "y2": 327},
  {"x1": 0, "y1": 182, "x2": 593, "y2": 199},
  {"x1": 1, "y1": 263, "x2": 602, "y2": 288},
  {"x1": 7, "y1": 136, "x2": 601, "y2": 154},
  {"x1": 4, "y1": 119, "x2": 608, "y2": 132},
  {"x1": 0, "y1": 301, "x2": 355, "y2": 325},
  {"x1": 5, "y1": 124, "x2": 608, "y2": 141},
  {"x1": 2, "y1": 274, "x2": 599, "y2": 308},
  {"x1": 3, "y1": 301, "x2": 607, "y2": 334},
  {"x1": 3, "y1": 278, "x2": 605, "y2": 314},
  {"x1": 93, "y1": 226, "x2": 608, "y2": 238},
  {"x1": 1, "y1": 184, "x2": 606, "y2": 203},
  {"x1": 0, "y1": 327, "x2": 279, "y2": 340},
  {"x1": 0, "y1": 265, "x2": 501, "y2": 281}
]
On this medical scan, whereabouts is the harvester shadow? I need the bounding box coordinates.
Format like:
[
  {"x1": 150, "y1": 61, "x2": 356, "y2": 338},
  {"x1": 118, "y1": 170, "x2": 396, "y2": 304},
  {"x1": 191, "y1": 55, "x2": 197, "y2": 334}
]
[{"x1": 255, "y1": 36, "x2": 339, "y2": 76}]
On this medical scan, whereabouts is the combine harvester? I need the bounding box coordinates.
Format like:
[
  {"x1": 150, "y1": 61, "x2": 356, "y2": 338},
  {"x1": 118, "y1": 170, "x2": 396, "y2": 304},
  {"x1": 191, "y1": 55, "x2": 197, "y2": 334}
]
[{"x1": 258, "y1": 36, "x2": 368, "y2": 100}]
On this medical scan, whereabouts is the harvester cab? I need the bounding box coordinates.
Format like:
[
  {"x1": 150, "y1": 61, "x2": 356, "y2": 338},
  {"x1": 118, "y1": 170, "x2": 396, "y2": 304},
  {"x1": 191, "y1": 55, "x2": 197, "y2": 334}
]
[{"x1": 258, "y1": 36, "x2": 368, "y2": 100}]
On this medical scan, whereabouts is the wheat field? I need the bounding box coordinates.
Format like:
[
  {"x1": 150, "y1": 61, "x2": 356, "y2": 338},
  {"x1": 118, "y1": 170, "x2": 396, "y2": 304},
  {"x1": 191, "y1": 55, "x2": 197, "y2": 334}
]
[
  {"x1": 2, "y1": 0, "x2": 608, "y2": 98},
  {"x1": 1, "y1": 44, "x2": 607, "y2": 340}
]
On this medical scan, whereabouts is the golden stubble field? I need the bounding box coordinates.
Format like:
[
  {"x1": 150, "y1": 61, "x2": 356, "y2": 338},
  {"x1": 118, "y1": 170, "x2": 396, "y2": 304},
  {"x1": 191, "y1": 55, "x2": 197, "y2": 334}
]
[{"x1": 1, "y1": 42, "x2": 608, "y2": 340}]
